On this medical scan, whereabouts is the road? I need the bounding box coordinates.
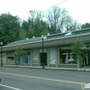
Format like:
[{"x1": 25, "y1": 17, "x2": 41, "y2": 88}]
[{"x1": 0, "y1": 67, "x2": 90, "y2": 90}]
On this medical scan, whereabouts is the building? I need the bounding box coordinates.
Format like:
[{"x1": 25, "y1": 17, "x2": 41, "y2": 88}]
[{"x1": 0, "y1": 28, "x2": 90, "y2": 68}]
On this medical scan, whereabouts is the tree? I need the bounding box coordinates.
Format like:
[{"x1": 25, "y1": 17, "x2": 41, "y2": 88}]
[
  {"x1": 81, "y1": 23, "x2": 90, "y2": 29},
  {"x1": 19, "y1": 29, "x2": 27, "y2": 40},
  {"x1": 28, "y1": 10, "x2": 49, "y2": 37},
  {"x1": 22, "y1": 20, "x2": 29, "y2": 37},
  {"x1": 16, "y1": 46, "x2": 25, "y2": 65},
  {"x1": 46, "y1": 6, "x2": 81, "y2": 33},
  {"x1": 46, "y1": 6, "x2": 61, "y2": 33},
  {"x1": 72, "y1": 38, "x2": 85, "y2": 70},
  {"x1": 0, "y1": 13, "x2": 21, "y2": 45},
  {"x1": 65, "y1": 19, "x2": 81, "y2": 31}
]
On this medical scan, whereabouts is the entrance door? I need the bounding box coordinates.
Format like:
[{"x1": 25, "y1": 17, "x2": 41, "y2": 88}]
[
  {"x1": 86, "y1": 50, "x2": 90, "y2": 66},
  {"x1": 88, "y1": 51, "x2": 90, "y2": 65},
  {"x1": 40, "y1": 53, "x2": 47, "y2": 66}
]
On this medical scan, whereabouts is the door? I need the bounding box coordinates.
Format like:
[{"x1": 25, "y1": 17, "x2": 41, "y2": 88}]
[{"x1": 40, "y1": 53, "x2": 47, "y2": 66}]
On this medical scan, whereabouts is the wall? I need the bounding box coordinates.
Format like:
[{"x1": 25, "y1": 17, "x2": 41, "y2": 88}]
[
  {"x1": 0, "y1": 53, "x2": 7, "y2": 65},
  {"x1": 32, "y1": 49, "x2": 39, "y2": 66},
  {"x1": 48, "y1": 47, "x2": 60, "y2": 67},
  {"x1": 7, "y1": 52, "x2": 15, "y2": 65}
]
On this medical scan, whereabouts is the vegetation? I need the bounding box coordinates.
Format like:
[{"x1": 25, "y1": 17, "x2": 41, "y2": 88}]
[
  {"x1": 0, "y1": 6, "x2": 89, "y2": 45},
  {"x1": 46, "y1": 6, "x2": 81, "y2": 33},
  {"x1": 16, "y1": 46, "x2": 25, "y2": 65},
  {"x1": 72, "y1": 38, "x2": 85, "y2": 69},
  {"x1": 0, "y1": 13, "x2": 21, "y2": 45},
  {"x1": 81, "y1": 23, "x2": 90, "y2": 29}
]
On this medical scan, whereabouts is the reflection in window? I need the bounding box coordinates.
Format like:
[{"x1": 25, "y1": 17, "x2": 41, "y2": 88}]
[
  {"x1": 22, "y1": 51, "x2": 30, "y2": 64},
  {"x1": 60, "y1": 49, "x2": 76, "y2": 64}
]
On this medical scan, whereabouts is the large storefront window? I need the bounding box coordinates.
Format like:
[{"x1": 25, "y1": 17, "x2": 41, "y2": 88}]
[
  {"x1": 22, "y1": 51, "x2": 30, "y2": 64},
  {"x1": 60, "y1": 49, "x2": 76, "y2": 64}
]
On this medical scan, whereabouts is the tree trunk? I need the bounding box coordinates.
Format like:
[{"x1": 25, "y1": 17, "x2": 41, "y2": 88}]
[
  {"x1": 77, "y1": 55, "x2": 81, "y2": 70},
  {"x1": 18, "y1": 57, "x2": 21, "y2": 67},
  {"x1": 77, "y1": 61, "x2": 80, "y2": 70}
]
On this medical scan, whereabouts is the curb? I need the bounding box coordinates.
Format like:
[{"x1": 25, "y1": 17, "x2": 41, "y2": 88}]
[{"x1": 2, "y1": 65, "x2": 90, "y2": 72}]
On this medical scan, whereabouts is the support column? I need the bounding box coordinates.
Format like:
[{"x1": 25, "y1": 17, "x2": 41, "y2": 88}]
[
  {"x1": 49, "y1": 47, "x2": 60, "y2": 67},
  {"x1": 59, "y1": 49, "x2": 61, "y2": 64},
  {"x1": 14, "y1": 52, "x2": 16, "y2": 65},
  {"x1": 47, "y1": 49, "x2": 50, "y2": 67},
  {"x1": 32, "y1": 49, "x2": 39, "y2": 66},
  {"x1": 86, "y1": 50, "x2": 88, "y2": 65},
  {"x1": 36, "y1": 50, "x2": 39, "y2": 66},
  {"x1": 37, "y1": 51, "x2": 39, "y2": 66},
  {"x1": 56, "y1": 47, "x2": 60, "y2": 67},
  {"x1": 49, "y1": 48, "x2": 56, "y2": 67},
  {"x1": 65, "y1": 54, "x2": 69, "y2": 64},
  {"x1": 30, "y1": 50, "x2": 33, "y2": 66}
]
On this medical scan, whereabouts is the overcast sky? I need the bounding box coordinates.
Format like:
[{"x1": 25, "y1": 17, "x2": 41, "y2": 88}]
[{"x1": 0, "y1": 0, "x2": 90, "y2": 24}]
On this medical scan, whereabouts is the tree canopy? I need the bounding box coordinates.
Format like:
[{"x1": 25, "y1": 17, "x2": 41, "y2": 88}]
[
  {"x1": 0, "y1": 6, "x2": 83, "y2": 45},
  {"x1": 46, "y1": 6, "x2": 81, "y2": 33},
  {"x1": 21, "y1": 7, "x2": 81, "y2": 37},
  {"x1": 16, "y1": 46, "x2": 25, "y2": 65},
  {"x1": 22, "y1": 10, "x2": 49, "y2": 38},
  {"x1": 72, "y1": 38, "x2": 85, "y2": 62},
  {"x1": 81, "y1": 23, "x2": 90, "y2": 29},
  {"x1": 0, "y1": 13, "x2": 21, "y2": 45}
]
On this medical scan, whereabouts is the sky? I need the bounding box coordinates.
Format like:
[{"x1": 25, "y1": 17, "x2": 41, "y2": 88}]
[{"x1": 0, "y1": 0, "x2": 90, "y2": 24}]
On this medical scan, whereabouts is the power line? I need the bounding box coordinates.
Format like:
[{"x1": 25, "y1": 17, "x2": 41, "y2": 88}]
[
  {"x1": 44, "y1": 0, "x2": 67, "y2": 11},
  {"x1": 53, "y1": 0, "x2": 67, "y2": 7}
]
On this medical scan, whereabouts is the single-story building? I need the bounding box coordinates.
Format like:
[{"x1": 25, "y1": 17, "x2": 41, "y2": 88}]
[{"x1": 0, "y1": 28, "x2": 90, "y2": 68}]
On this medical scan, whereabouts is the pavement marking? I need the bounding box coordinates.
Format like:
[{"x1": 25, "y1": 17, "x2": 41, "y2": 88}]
[
  {"x1": 0, "y1": 71, "x2": 83, "y2": 85},
  {"x1": 0, "y1": 84, "x2": 22, "y2": 90}
]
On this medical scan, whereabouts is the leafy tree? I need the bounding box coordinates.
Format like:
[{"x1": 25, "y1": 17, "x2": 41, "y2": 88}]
[
  {"x1": 72, "y1": 38, "x2": 85, "y2": 69},
  {"x1": 0, "y1": 13, "x2": 21, "y2": 45},
  {"x1": 22, "y1": 10, "x2": 49, "y2": 38},
  {"x1": 19, "y1": 29, "x2": 27, "y2": 40},
  {"x1": 16, "y1": 46, "x2": 25, "y2": 65},
  {"x1": 22, "y1": 20, "x2": 29, "y2": 37},
  {"x1": 28, "y1": 10, "x2": 49, "y2": 37},
  {"x1": 81, "y1": 23, "x2": 90, "y2": 29}
]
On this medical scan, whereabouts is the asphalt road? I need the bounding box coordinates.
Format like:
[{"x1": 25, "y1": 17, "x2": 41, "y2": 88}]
[{"x1": 0, "y1": 67, "x2": 90, "y2": 90}]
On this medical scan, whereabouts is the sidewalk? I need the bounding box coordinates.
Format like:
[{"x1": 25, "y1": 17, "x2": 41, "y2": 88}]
[{"x1": 3, "y1": 65, "x2": 90, "y2": 71}]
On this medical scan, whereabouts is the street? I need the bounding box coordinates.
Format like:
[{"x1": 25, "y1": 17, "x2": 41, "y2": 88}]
[{"x1": 0, "y1": 67, "x2": 90, "y2": 90}]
